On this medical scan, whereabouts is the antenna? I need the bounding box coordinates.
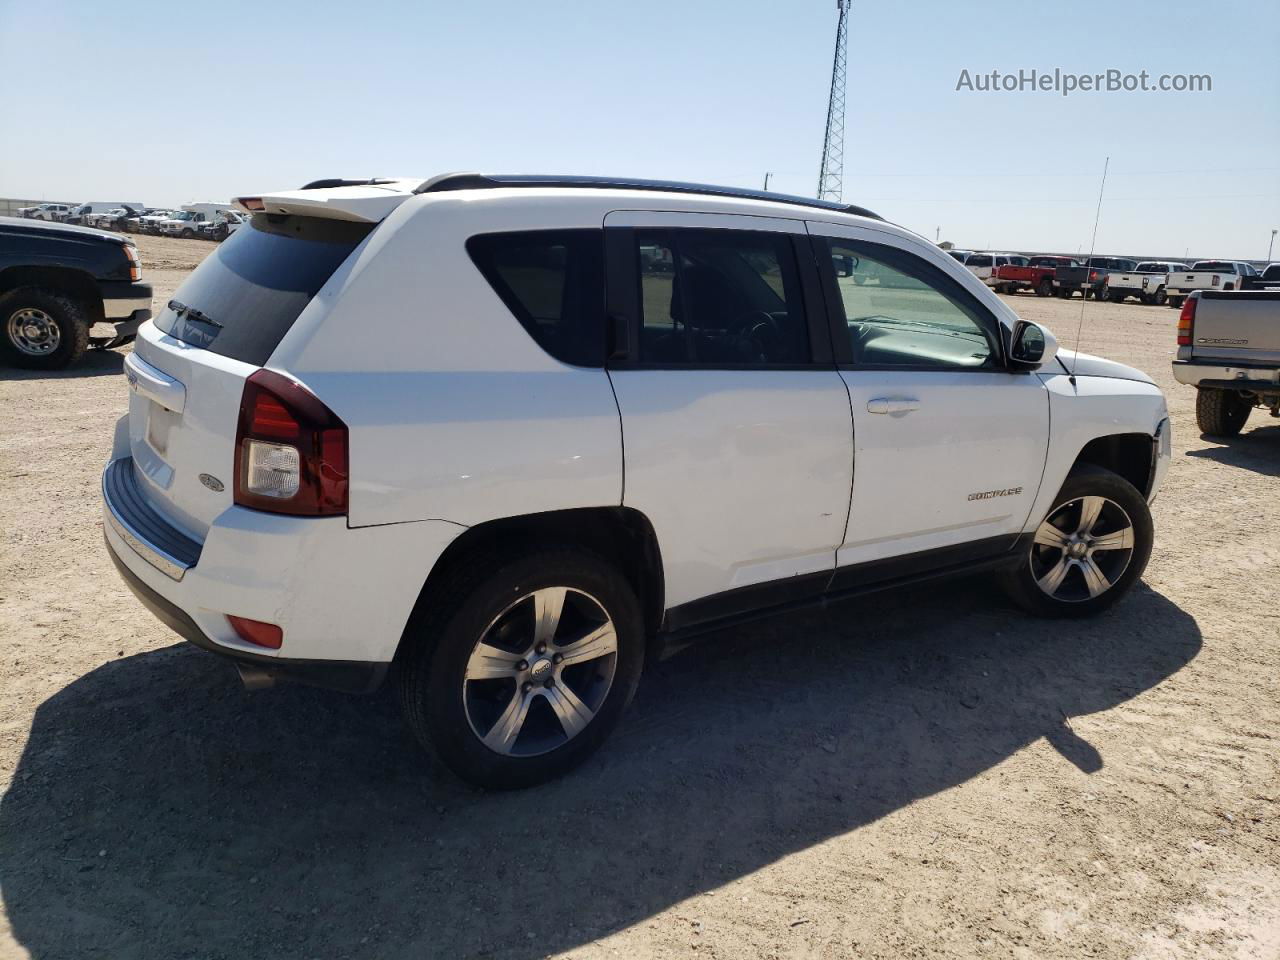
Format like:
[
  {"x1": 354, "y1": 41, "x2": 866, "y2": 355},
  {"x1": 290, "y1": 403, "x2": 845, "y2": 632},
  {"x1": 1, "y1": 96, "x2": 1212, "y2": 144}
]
[
  {"x1": 1070, "y1": 157, "x2": 1109, "y2": 379},
  {"x1": 817, "y1": 1, "x2": 850, "y2": 201}
]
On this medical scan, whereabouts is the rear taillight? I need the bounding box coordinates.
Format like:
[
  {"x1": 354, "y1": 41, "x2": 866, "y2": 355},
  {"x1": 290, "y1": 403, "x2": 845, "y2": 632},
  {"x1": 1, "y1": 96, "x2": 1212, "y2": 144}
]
[
  {"x1": 1177, "y1": 295, "x2": 1197, "y2": 346},
  {"x1": 1089, "y1": 270, "x2": 1098, "y2": 282},
  {"x1": 1210, "y1": 275, "x2": 1219, "y2": 286},
  {"x1": 233, "y1": 370, "x2": 348, "y2": 516}
]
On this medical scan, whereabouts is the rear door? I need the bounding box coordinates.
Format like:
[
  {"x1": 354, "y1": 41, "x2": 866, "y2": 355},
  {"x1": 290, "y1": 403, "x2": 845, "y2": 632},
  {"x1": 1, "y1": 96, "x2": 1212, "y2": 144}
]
[
  {"x1": 603, "y1": 210, "x2": 853, "y2": 622},
  {"x1": 123, "y1": 213, "x2": 374, "y2": 540},
  {"x1": 808, "y1": 223, "x2": 1049, "y2": 575}
]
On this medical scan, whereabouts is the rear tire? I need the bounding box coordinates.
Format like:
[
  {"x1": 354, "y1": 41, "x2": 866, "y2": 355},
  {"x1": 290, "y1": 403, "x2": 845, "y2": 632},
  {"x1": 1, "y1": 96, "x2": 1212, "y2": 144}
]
[
  {"x1": 398, "y1": 547, "x2": 645, "y2": 789},
  {"x1": 1168, "y1": 296, "x2": 1184, "y2": 308},
  {"x1": 1154, "y1": 286, "x2": 1168, "y2": 306},
  {"x1": 1036, "y1": 278, "x2": 1053, "y2": 297},
  {"x1": 0, "y1": 287, "x2": 90, "y2": 370},
  {"x1": 1196, "y1": 387, "x2": 1252, "y2": 437},
  {"x1": 1000, "y1": 465, "x2": 1153, "y2": 618}
]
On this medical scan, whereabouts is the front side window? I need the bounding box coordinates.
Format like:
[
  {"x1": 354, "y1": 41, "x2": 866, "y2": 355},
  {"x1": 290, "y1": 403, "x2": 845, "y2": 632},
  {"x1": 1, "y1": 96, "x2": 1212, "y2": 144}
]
[
  {"x1": 819, "y1": 238, "x2": 999, "y2": 369},
  {"x1": 468, "y1": 229, "x2": 605, "y2": 367},
  {"x1": 635, "y1": 229, "x2": 809, "y2": 366}
]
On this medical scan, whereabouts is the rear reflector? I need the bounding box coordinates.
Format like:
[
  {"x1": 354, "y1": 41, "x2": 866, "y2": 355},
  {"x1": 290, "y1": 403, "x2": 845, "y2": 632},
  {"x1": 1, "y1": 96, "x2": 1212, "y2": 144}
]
[
  {"x1": 1177, "y1": 295, "x2": 1197, "y2": 346},
  {"x1": 227, "y1": 615, "x2": 283, "y2": 650},
  {"x1": 234, "y1": 369, "x2": 348, "y2": 516}
]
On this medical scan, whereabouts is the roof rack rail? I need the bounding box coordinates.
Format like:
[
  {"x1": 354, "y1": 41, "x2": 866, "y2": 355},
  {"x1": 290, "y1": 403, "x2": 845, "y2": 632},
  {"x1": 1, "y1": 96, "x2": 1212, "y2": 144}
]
[
  {"x1": 413, "y1": 173, "x2": 882, "y2": 221},
  {"x1": 299, "y1": 178, "x2": 397, "y2": 190}
]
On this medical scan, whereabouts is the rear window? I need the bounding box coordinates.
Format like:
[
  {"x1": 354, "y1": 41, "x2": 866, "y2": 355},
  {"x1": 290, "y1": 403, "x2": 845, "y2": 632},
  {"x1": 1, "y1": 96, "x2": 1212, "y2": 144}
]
[
  {"x1": 467, "y1": 229, "x2": 605, "y2": 367},
  {"x1": 967, "y1": 255, "x2": 992, "y2": 267},
  {"x1": 1191, "y1": 261, "x2": 1234, "y2": 272},
  {"x1": 154, "y1": 214, "x2": 373, "y2": 366}
]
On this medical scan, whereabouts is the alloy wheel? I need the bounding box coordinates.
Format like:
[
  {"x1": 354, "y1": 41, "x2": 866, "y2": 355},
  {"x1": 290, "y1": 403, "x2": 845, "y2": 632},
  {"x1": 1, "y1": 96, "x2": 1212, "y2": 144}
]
[
  {"x1": 462, "y1": 587, "x2": 618, "y2": 757},
  {"x1": 6, "y1": 308, "x2": 61, "y2": 356},
  {"x1": 1030, "y1": 495, "x2": 1135, "y2": 602}
]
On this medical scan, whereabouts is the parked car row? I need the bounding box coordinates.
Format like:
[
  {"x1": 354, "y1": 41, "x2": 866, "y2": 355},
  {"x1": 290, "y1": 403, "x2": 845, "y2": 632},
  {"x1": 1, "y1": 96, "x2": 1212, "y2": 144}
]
[
  {"x1": 949, "y1": 248, "x2": 1278, "y2": 307},
  {"x1": 18, "y1": 200, "x2": 243, "y2": 242}
]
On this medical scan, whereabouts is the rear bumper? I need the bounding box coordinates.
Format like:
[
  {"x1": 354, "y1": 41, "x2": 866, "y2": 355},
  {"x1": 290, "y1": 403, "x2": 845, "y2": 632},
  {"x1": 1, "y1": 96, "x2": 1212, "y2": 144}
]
[
  {"x1": 105, "y1": 534, "x2": 388, "y2": 693},
  {"x1": 1172, "y1": 359, "x2": 1280, "y2": 390},
  {"x1": 101, "y1": 452, "x2": 464, "y2": 680}
]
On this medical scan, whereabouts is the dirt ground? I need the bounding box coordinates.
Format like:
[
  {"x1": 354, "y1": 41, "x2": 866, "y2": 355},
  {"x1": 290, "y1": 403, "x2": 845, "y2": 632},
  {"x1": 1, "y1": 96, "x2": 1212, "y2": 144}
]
[{"x1": 1, "y1": 235, "x2": 1277, "y2": 960}]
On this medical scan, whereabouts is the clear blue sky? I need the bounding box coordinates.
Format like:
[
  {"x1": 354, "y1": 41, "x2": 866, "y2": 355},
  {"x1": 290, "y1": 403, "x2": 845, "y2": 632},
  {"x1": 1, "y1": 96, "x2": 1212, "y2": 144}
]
[{"x1": 2, "y1": 0, "x2": 1277, "y2": 259}]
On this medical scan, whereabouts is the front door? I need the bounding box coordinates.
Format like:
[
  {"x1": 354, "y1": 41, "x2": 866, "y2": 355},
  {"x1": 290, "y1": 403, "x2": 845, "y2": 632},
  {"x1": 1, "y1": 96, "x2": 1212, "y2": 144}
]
[
  {"x1": 603, "y1": 211, "x2": 854, "y2": 625},
  {"x1": 808, "y1": 224, "x2": 1049, "y2": 578}
]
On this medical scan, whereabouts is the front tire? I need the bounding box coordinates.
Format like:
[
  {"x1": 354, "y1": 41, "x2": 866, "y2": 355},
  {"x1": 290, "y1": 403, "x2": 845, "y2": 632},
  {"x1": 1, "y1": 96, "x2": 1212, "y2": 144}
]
[
  {"x1": 1196, "y1": 387, "x2": 1252, "y2": 437},
  {"x1": 1000, "y1": 466, "x2": 1153, "y2": 618},
  {"x1": 0, "y1": 287, "x2": 90, "y2": 370},
  {"x1": 398, "y1": 548, "x2": 645, "y2": 789}
]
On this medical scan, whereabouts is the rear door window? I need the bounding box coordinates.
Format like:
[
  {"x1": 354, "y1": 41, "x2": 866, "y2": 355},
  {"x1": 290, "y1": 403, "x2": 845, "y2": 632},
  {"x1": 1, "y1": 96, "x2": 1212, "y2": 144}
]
[{"x1": 154, "y1": 214, "x2": 373, "y2": 366}]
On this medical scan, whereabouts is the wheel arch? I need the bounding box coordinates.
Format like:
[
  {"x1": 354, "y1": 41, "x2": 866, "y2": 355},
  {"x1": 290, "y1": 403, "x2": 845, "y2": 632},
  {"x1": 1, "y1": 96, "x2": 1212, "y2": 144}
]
[
  {"x1": 0, "y1": 266, "x2": 104, "y2": 324},
  {"x1": 395, "y1": 505, "x2": 665, "y2": 664},
  {"x1": 1069, "y1": 433, "x2": 1156, "y2": 497}
]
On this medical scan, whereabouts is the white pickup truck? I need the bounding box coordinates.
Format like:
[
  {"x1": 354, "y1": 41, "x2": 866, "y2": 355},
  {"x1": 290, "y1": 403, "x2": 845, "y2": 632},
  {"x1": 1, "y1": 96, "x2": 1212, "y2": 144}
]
[
  {"x1": 1172, "y1": 285, "x2": 1280, "y2": 435},
  {"x1": 1166, "y1": 261, "x2": 1263, "y2": 307},
  {"x1": 1104, "y1": 261, "x2": 1189, "y2": 305}
]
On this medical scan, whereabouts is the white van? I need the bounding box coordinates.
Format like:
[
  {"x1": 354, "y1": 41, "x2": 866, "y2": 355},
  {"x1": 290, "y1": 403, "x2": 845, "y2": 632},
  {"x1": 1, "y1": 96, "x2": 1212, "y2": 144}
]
[{"x1": 159, "y1": 203, "x2": 236, "y2": 238}]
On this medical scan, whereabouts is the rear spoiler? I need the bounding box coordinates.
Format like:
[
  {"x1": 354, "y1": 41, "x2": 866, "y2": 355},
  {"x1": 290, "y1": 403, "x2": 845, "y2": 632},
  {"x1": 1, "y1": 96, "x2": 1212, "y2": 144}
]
[{"x1": 233, "y1": 177, "x2": 421, "y2": 223}]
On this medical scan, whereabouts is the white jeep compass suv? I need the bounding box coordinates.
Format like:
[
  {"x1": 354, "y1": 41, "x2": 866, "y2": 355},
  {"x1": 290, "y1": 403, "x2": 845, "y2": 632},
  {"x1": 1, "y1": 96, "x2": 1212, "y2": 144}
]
[{"x1": 103, "y1": 174, "x2": 1172, "y2": 788}]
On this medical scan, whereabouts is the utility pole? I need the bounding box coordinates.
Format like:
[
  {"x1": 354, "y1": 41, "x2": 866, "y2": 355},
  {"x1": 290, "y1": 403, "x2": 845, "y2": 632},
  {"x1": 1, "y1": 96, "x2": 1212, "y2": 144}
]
[
  {"x1": 1269, "y1": 228, "x2": 1277, "y2": 262},
  {"x1": 817, "y1": 0, "x2": 850, "y2": 201},
  {"x1": 763, "y1": 172, "x2": 772, "y2": 191},
  {"x1": 935, "y1": 226, "x2": 940, "y2": 243}
]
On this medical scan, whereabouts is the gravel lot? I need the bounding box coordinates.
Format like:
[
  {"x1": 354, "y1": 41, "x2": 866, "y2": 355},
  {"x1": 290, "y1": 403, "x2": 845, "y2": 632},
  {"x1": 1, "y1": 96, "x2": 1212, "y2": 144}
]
[{"x1": 1, "y1": 235, "x2": 1277, "y2": 959}]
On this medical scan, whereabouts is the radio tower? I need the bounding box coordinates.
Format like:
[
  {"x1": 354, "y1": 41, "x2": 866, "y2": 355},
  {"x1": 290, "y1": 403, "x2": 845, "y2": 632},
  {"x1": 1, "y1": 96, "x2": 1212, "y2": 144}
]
[{"x1": 817, "y1": 0, "x2": 850, "y2": 201}]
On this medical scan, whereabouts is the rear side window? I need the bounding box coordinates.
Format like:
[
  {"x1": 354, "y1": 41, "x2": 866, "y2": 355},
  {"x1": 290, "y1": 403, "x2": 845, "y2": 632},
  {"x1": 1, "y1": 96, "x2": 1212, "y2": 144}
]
[
  {"x1": 967, "y1": 255, "x2": 993, "y2": 267},
  {"x1": 467, "y1": 230, "x2": 605, "y2": 367},
  {"x1": 155, "y1": 214, "x2": 373, "y2": 366}
]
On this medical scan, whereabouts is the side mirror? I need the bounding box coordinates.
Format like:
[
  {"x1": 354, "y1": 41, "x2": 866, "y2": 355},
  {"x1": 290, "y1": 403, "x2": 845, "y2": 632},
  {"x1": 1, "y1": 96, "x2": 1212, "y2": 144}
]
[{"x1": 1009, "y1": 319, "x2": 1058, "y2": 370}]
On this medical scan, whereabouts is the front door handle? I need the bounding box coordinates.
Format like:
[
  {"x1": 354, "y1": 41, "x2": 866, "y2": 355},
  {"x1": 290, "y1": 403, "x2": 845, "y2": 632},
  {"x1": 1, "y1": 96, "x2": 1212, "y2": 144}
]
[{"x1": 866, "y1": 397, "x2": 920, "y2": 415}]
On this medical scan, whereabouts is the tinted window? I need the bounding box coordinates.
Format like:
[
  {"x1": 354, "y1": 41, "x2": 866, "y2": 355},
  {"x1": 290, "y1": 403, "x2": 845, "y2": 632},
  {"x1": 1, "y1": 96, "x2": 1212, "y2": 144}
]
[
  {"x1": 820, "y1": 239, "x2": 998, "y2": 369},
  {"x1": 635, "y1": 229, "x2": 809, "y2": 366},
  {"x1": 1008, "y1": 255, "x2": 1028, "y2": 266},
  {"x1": 967, "y1": 255, "x2": 993, "y2": 267},
  {"x1": 1192, "y1": 261, "x2": 1235, "y2": 272},
  {"x1": 468, "y1": 230, "x2": 605, "y2": 366},
  {"x1": 154, "y1": 214, "x2": 373, "y2": 365}
]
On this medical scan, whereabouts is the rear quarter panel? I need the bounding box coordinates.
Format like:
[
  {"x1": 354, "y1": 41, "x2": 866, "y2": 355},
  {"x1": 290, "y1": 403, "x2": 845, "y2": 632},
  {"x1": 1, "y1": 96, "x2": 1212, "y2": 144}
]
[{"x1": 269, "y1": 193, "x2": 624, "y2": 529}]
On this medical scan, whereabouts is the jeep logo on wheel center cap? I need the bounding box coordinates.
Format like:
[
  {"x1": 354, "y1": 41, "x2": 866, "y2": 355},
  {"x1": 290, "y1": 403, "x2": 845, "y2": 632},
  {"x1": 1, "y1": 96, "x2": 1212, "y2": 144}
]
[
  {"x1": 529, "y1": 658, "x2": 553, "y2": 682},
  {"x1": 199, "y1": 473, "x2": 224, "y2": 493}
]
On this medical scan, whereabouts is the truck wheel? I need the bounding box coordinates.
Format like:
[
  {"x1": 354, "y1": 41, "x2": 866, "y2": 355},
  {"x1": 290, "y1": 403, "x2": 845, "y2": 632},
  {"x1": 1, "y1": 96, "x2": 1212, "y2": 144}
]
[
  {"x1": 0, "y1": 287, "x2": 90, "y2": 370},
  {"x1": 1153, "y1": 287, "x2": 1168, "y2": 306},
  {"x1": 1000, "y1": 465, "x2": 1152, "y2": 618},
  {"x1": 1036, "y1": 278, "x2": 1053, "y2": 297},
  {"x1": 180, "y1": 228, "x2": 195, "y2": 239},
  {"x1": 1167, "y1": 296, "x2": 1183, "y2": 308},
  {"x1": 398, "y1": 547, "x2": 645, "y2": 789},
  {"x1": 1196, "y1": 388, "x2": 1251, "y2": 437}
]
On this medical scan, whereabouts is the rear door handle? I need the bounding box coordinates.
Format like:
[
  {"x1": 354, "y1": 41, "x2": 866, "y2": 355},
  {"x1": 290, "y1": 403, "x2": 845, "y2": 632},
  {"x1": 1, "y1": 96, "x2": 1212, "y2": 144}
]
[{"x1": 866, "y1": 397, "x2": 920, "y2": 415}]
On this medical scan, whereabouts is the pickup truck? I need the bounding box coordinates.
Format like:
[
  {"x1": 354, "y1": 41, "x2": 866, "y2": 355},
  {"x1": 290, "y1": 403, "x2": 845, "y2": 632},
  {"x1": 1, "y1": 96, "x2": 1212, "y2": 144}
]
[
  {"x1": 1166, "y1": 261, "x2": 1264, "y2": 307},
  {"x1": 1103, "y1": 261, "x2": 1189, "y2": 305},
  {"x1": 1172, "y1": 290, "x2": 1280, "y2": 435},
  {"x1": 994, "y1": 255, "x2": 1079, "y2": 297},
  {"x1": 0, "y1": 217, "x2": 153, "y2": 369},
  {"x1": 1055, "y1": 257, "x2": 1137, "y2": 300}
]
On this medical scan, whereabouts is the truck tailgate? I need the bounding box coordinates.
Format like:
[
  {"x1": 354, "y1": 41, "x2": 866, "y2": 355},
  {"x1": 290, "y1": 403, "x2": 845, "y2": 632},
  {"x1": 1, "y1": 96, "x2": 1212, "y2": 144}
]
[{"x1": 1191, "y1": 291, "x2": 1280, "y2": 364}]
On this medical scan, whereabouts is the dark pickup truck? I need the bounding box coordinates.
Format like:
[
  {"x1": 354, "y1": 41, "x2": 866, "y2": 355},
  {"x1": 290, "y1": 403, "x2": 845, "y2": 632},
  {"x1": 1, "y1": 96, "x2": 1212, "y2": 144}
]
[
  {"x1": 1055, "y1": 256, "x2": 1137, "y2": 300},
  {"x1": 0, "y1": 217, "x2": 153, "y2": 369}
]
